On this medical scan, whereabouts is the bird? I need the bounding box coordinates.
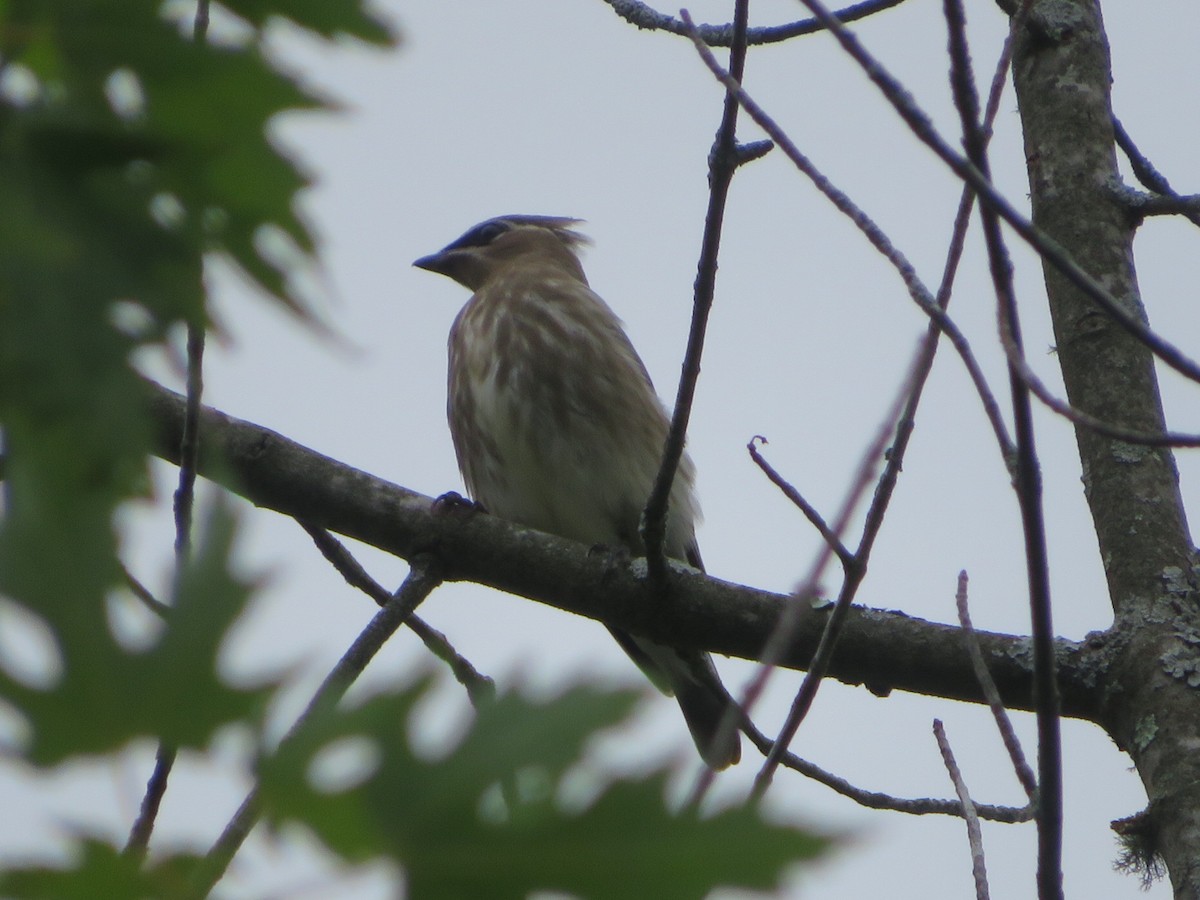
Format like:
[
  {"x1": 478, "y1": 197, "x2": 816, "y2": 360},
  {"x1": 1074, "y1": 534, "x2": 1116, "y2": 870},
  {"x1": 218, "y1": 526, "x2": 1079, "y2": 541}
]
[{"x1": 414, "y1": 214, "x2": 741, "y2": 769}]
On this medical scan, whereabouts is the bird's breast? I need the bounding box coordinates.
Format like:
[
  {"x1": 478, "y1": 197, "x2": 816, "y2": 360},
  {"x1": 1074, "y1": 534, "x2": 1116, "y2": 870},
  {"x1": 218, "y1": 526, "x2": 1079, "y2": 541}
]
[{"x1": 447, "y1": 280, "x2": 699, "y2": 551}]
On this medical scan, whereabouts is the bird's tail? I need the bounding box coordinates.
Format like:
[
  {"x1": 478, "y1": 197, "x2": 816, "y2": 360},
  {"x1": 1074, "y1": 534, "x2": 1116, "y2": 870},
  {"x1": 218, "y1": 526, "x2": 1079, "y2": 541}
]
[
  {"x1": 607, "y1": 627, "x2": 742, "y2": 769},
  {"x1": 671, "y1": 666, "x2": 743, "y2": 770}
]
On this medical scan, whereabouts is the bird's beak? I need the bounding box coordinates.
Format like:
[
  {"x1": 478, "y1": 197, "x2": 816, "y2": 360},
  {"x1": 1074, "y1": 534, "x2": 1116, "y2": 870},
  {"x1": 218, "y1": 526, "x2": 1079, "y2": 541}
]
[{"x1": 413, "y1": 250, "x2": 450, "y2": 274}]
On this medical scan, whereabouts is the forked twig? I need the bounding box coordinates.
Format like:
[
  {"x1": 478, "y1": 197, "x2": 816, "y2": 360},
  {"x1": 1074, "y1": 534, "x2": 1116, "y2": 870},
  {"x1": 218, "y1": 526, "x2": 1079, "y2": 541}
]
[
  {"x1": 602, "y1": 0, "x2": 908, "y2": 45},
  {"x1": 299, "y1": 521, "x2": 494, "y2": 707},
  {"x1": 745, "y1": 716, "x2": 1031, "y2": 823},
  {"x1": 747, "y1": 437, "x2": 853, "y2": 570}
]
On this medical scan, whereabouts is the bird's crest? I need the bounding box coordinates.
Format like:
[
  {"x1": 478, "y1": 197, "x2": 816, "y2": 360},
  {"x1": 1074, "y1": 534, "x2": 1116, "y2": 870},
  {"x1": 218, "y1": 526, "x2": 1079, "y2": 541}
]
[{"x1": 449, "y1": 215, "x2": 590, "y2": 253}]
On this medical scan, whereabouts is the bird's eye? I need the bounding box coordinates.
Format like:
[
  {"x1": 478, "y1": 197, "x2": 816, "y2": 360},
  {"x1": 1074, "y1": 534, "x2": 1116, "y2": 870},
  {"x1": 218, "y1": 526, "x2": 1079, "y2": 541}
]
[{"x1": 462, "y1": 221, "x2": 508, "y2": 247}]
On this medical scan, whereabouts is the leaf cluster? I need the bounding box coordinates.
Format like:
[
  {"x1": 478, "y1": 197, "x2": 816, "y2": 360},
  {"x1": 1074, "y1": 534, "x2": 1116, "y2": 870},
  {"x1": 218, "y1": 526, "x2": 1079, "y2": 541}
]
[
  {"x1": 0, "y1": 3, "x2": 831, "y2": 896},
  {"x1": 256, "y1": 678, "x2": 831, "y2": 899},
  {"x1": 0, "y1": 0, "x2": 393, "y2": 760}
]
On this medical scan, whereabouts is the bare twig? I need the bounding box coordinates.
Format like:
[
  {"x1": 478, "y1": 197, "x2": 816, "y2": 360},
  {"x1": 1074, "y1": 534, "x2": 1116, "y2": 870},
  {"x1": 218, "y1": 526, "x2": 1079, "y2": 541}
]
[
  {"x1": 859, "y1": 0, "x2": 1026, "y2": 518},
  {"x1": 934, "y1": 719, "x2": 991, "y2": 899},
  {"x1": 839, "y1": 0, "x2": 1036, "y2": 686},
  {"x1": 189, "y1": 559, "x2": 443, "y2": 897},
  {"x1": 943, "y1": 4, "x2": 1062, "y2": 894},
  {"x1": 601, "y1": 0, "x2": 908, "y2": 46},
  {"x1": 642, "y1": 0, "x2": 752, "y2": 582},
  {"x1": 955, "y1": 572, "x2": 1037, "y2": 799},
  {"x1": 844, "y1": 0, "x2": 1035, "y2": 584},
  {"x1": 749, "y1": 345, "x2": 927, "y2": 797},
  {"x1": 123, "y1": 743, "x2": 177, "y2": 862},
  {"x1": 193, "y1": 0, "x2": 210, "y2": 41},
  {"x1": 745, "y1": 716, "x2": 1031, "y2": 823},
  {"x1": 121, "y1": 567, "x2": 171, "y2": 619},
  {"x1": 747, "y1": 437, "x2": 853, "y2": 570},
  {"x1": 802, "y1": 0, "x2": 1035, "y2": 752},
  {"x1": 1005, "y1": 351, "x2": 1200, "y2": 447},
  {"x1": 298, "y1": 521, "x2": 495, "y2": 707}
]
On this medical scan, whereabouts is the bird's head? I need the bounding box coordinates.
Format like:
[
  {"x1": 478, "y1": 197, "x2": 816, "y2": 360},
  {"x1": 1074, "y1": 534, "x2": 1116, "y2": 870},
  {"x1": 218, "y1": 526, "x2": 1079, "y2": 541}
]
[{"x1": 413, "y1": 215, "x2": 589, "y2": 291}]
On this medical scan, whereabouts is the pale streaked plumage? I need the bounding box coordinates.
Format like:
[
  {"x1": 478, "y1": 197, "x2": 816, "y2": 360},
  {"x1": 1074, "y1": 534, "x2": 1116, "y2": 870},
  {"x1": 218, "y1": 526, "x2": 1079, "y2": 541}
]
[{"x1": 415, "y1": 215, "x2": 740, "y2": 768}]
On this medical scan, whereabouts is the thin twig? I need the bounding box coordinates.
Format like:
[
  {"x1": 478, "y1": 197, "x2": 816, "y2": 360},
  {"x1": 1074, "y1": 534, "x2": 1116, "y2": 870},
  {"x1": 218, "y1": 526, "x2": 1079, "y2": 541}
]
[
  {"x1": 934, "y1": 719, "x2": 991, "y2": 900},
  {"x1": 189, "y1": 559, "x2": 443, "y2": 897},
  {"x1": 193, "y1": 0, "x2": 210, "y2": 42},
  {"x1": 121, "y1": 566, "x2": 171, "y2": 619},
  {"x1": 125, "y1": 277, "x2": 208, "y2": 861},
  {"x1": 1006, "y1": 351, "x2": 1200, "y2": 447},
  {"x1": 943, "y1": 4, "x2": 1062, "y2": 895},
  {"x1": 747, "y1": 437, "x2": 853, "y2": 569},
  {"x1": 641, "y1": 0, "x2": 751, "y2": 582},
  {"x1": 791, "y1": 0, "x2": 1200, "y2": 388},
  {"x1": 123, "y1": 743, "x2": 177, "y2": 862},
  {"x1": 955, "y1": 571, "x2": 1037, "y2": 799},
  {"x1": 745, "y1": 716, "x2": 1031, "y2": 822},
  {"x1": 298, "y1": 521, "x2": 495, "y2": 708},
  {"x1": 1112, "y1": 117, "x2": 1200, "y2": 229},
  {"x1": 748, "y1": 342, "x2": 930, "y2": 797},
  {"x1": 601, "y1": 0, "x2": 908, "y2": 46}
]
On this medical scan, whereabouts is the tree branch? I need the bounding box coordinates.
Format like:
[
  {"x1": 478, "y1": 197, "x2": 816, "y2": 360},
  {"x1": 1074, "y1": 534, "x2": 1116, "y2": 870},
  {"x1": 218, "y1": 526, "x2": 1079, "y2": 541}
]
[
  {"x1": 143, "y1": 381, "x2": 1107, "y2": 721},
  {"x1": 747, "y1": 436, "x2": 853, "y2": 571}
]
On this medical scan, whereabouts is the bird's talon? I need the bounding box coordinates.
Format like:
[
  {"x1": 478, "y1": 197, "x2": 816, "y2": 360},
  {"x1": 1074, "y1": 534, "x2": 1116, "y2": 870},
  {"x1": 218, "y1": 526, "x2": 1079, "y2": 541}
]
[{"x1": 432, "y1": 491, "x2": 486, "y2": 516}]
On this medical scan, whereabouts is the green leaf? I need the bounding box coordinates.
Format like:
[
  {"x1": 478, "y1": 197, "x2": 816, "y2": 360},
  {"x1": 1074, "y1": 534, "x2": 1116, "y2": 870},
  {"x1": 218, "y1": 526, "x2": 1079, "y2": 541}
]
[
  {"x1": 217, "y1": 0, "x2": 398, "y2": 45},
  {"x1": 414, "y1": 774, "x2": 830, "y2": 900},
  {"x1": 0, "y1": 0, "x2": 394, "y2": 765},
  {"x1": 0, "y1": 502, "x2": 270, "y2": 765},
  {"x1": 258, "y1": 680, "x2": 834, "y2": 898},
  {"x1": 0, "y1": 837, "x2": 203, "y2": 900}
]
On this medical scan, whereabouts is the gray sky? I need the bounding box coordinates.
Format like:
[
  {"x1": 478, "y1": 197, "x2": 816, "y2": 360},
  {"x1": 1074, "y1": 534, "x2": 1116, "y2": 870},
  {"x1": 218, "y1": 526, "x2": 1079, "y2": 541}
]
[{"x1": 4, "y1": 1, "x2": 1199, "y2": 896}]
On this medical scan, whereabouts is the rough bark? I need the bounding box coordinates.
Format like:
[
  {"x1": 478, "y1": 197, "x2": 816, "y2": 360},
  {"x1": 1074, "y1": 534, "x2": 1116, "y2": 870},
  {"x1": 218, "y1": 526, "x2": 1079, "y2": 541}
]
[{"x1": 1009, "y1": 2, "x2": 1200, "y2": 895}]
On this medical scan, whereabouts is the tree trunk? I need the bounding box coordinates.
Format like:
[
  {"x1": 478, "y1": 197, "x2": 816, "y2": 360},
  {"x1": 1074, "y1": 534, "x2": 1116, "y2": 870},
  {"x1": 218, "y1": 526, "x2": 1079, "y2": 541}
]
[{"x1": 1009, "y1": 2, "x2": 1200, "y2": 895}]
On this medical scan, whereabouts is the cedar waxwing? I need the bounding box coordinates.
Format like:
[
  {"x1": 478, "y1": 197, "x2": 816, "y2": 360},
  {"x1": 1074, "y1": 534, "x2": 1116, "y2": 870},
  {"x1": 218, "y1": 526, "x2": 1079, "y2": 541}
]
[{"x1": 415, "y1": 215, "x2": 741, "y2": 769}]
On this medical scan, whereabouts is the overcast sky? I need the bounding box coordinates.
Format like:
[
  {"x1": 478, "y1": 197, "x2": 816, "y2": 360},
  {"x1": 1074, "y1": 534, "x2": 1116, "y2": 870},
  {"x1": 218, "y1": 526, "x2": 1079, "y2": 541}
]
[{"x1": 5, "y1": 1, "x2": 1200, "y2": 897}]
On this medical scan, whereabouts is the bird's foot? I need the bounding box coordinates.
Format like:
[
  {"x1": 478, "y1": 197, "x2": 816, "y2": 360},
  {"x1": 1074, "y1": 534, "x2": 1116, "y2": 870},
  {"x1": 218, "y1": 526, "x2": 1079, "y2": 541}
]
[{"x1": 432, "y1": 491, "x2": 487, "y2": 517}]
